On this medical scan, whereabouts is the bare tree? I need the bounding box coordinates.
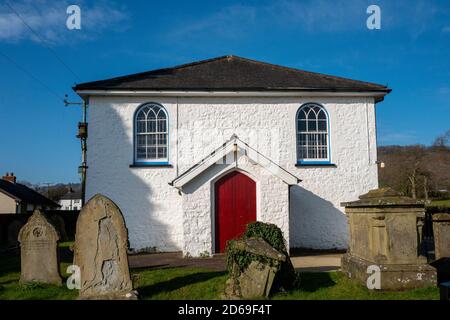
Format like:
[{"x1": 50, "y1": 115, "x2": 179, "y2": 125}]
[
  {"x1": 378, "y1": 144, "x2": 444, "y2": 199},
  {"x1": 422, "y1": 172, "x2": 431, "y2": 201},
  {"x1": 403, "y1": 145, "x2": 427, "y2": 199},
  {"x1": 433, "y1": 130, "x2": 450, "y2": 147}
]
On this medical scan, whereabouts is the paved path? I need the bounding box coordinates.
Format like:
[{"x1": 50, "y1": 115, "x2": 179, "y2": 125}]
[
  {"x1": 291, "y1": 254, "x2": 343, "y2": 272},
  {"x1": 129, "y1": 252, "x2": 227, "y2": 271},
  {"x1": 128, "y1": 252, "x2": 343, "y2": 273}
]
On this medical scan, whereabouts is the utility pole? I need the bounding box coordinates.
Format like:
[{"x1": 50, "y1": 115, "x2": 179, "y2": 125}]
[
  {"x1": 42, "y1": 182, "x2": 52, "y2": 198},
  {"x1": 64, "y1": 94, "x2": 88, "y2": 206}
]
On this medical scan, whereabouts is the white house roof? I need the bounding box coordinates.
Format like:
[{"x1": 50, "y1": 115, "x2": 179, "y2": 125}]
[{"x1": 169, "y1": 135, "x2": 301, "y2": 188}]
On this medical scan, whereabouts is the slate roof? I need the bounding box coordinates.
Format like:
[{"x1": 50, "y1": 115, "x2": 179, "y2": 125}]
[
  {"x1": 0, "y1": 180, "x2": 59, "y2": 208},
  {"x1": 73, "y1": 55, "x2": 391, "y2": 95}
]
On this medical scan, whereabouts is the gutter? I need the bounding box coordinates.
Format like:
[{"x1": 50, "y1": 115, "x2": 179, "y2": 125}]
[{"x1": 74, "y1": 89, "x2": 391, "y2": 100}]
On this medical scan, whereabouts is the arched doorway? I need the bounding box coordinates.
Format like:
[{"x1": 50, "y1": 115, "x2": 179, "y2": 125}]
[{"x1": 214, "y1": 171, "x2": 256, "y2": 253}]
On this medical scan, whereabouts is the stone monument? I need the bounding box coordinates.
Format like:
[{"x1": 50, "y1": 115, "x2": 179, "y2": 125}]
[
  {"x1": 18, "y1": 210, "x2": 62, "y2": 285},
  {"x1": 73, "y1": 194, "x2": 136, "y2": 299},
  {"x1": 223, "y1": 238, "x2": 286, "y2": 299},
  {"x1": 341, "y1": 188, "x2": 436, "y2": 290},
  {"x1": 433, "y1": 214, "x2": 450, "y2": 260}
]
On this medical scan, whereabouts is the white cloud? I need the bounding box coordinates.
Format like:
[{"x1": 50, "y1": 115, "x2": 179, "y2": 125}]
[
  {"x1": 268, "y1": 0, "x2": 367, "y2": 32},
  {"x1": 379, "y1": 131, "x2": 418, "y2": 145},
  {"x1": 167, "y1": 0, "x2": 448, "y2": 41},
  {"x1": 168, "y1": 0, "x2": 366, "y2": 40},
  {"x1": 0, "y1": 0, "x2": 129, "y2": 44}
]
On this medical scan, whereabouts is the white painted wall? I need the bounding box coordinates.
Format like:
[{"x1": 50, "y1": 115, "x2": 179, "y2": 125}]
[
  {"x1": 86, "y1": 95, "x2": 378, "y2": 253},
  {"x1": 0, "y1": 192, "x2": 17, "y2": 214}
]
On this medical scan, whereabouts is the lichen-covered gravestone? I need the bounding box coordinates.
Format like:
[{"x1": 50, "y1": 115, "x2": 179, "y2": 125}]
[
  {"x1": 18, "y1": 210, "x2": 62, "y2": 286},
  {"x1": 223, "y1": 222, "x2": 297, "y2": 299},
  {"x1": 223, "y1": 238, "x2": 286, "y2": 299},
  {"x1": 73, "y1": 194, "x2": 137, "y2": 299}
]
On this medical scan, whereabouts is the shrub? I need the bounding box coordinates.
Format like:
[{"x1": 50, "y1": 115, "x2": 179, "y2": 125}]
[
  {"x1": 244, "y1": 222, "x2": 288, "y2": 254},
  {"x1": 225, "y1": 221, "x2": 298, "y2": 292}
]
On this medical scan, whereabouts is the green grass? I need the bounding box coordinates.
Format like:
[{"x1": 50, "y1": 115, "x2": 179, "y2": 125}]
[
  {"x1": 135, "y1": 268, "x2": 227, "y2": 300},
  {"x1": 272, "y1": 272, "x2": 439, "y2": 300},
  {"x1": 0, "y1": 255, "x2": 77, "y2": 300},
  {"x1": 0, "y1": 252, "x2": 439, "y2": 300},
  {"x1": 430, "y1": 199, "x2": 450, "y2": 207}
]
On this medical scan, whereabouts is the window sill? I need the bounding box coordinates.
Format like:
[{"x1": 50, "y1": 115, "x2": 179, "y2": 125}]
[
  {"x1": 296, "y1": 162, "x2": 336, "y2": 168},
  {"x1": 130, "y1": 163, "x2": 173, "y2": 168}
]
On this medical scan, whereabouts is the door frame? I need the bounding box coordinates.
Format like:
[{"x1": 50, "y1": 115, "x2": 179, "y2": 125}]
[{"x1": 210, "y1": 169, "x2": 260, "y2": 254}]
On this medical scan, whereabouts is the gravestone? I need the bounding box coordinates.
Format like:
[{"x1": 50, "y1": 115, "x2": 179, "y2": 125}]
[
  {"x1": 433, "y1": 214, "x2": 450, "y2": 260},
  {"x1": 73, "y1": 194, "x2": 136, "y2": 299},
  {"x1": 223, "y1": 238, "x2": 286, "y2": 299},
  {"x1": 341, "y1": 188, "x2": 436, "y2": 290},
  {"x1": 18, "y1": 210, "x2": 62, "y2": 285}
]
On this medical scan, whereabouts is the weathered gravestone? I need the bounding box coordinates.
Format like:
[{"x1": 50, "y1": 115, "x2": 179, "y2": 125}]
[
  {"x1": 73, "y1": 194, "x2": 136, "y2": 299},
  {"x1": 223, "y1": 238, "x2": 287, "y2": 299},
  {"x1": 243, "y1": 221, "x2": 297, "y2": 291},
  {"x1": 341, "y1": 188, "x2": 436, "y2": 290},
  {"x1": 433, "y1": 214, "x2": 450, "y2": 260},
  {"x1": 18, "y1": 210, "x2": 62, "y2": 285}
]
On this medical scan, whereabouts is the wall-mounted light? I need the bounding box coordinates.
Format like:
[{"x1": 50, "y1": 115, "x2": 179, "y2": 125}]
[{"x1": 375, "y1": 160, "x2": 385, "y2": 168}]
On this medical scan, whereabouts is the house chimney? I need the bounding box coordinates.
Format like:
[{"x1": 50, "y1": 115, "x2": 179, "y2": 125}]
[{"x1": 2, "y1": 172, "x2": 16, "y2": 183}]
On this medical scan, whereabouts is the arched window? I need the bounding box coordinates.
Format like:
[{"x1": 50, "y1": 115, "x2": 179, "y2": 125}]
[
  {"x1": 296, "y1": 103, "x2": 330, "y2": 163},
  {"x1": 135, "y1": 103, "x2": 168, "y2": 163}
]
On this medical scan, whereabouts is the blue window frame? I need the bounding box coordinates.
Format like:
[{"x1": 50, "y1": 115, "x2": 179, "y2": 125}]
[
  {"x1": 134, "y1": 103, "x2": 169, "y2": 164},
  {"x1": 296, "y1": 103, "x2": 331, "y2": 164}
]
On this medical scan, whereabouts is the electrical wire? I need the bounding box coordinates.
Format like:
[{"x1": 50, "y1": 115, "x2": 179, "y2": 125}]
[
  {"x1": 4, "y1": 1, "x2": 81, "y2": 82},
  {"x1": 0, "y1": 50, "x2": 63, "y2": 101}
]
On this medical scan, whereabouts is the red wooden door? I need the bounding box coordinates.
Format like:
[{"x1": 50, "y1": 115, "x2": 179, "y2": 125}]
[{"x1": 215, "y1": 171, "x2": 256, "y2": 253}]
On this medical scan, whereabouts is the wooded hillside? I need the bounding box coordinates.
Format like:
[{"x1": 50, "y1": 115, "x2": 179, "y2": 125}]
[{"x1": 378, "y1": 145, "x2": 450, "y2": 200}]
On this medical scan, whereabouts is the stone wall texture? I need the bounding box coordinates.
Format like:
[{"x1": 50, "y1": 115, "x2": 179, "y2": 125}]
[{"x1": 86, "y1": 96, "x2": 379, "y2": 254}]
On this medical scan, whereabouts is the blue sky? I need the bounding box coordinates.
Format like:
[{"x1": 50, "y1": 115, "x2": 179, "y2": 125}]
[{"x1": 0, "y1": 0, "x2": 449, "y2": 184}]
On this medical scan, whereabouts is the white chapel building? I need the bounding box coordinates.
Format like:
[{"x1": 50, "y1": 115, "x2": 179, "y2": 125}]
[{"x1": 73, "y1": 55, "x2": 391, "y2": 256}]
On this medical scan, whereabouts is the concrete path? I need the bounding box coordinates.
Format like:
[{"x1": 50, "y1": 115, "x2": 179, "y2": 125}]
[
  {"x1": 129, "y1": 252, "x2": 227, "y2": 271},
  {"x1": 291, "y1": 254, "x2": 343, "y2": 273},
  {"x1": 128, "y1": 252, "x2": 344, "y2": 273}
]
